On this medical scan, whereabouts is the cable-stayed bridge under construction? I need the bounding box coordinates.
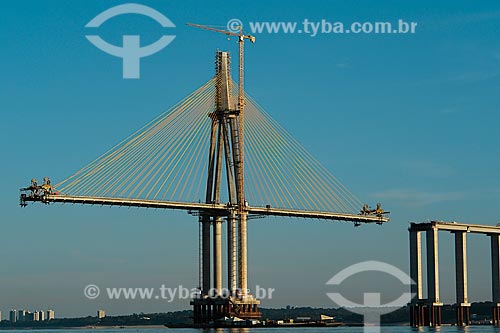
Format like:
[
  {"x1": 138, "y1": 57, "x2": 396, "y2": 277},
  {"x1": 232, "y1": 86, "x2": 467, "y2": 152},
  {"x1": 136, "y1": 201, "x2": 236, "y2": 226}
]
[{"x1": 20, "y1": 32, "x2": 389, "y2": 325}]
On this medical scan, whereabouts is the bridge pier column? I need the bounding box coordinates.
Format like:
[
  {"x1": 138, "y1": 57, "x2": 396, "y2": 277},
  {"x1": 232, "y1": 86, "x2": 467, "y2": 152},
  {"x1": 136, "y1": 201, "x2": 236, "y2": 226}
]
[
  {"x1": 427, "y1": 228, "x2": 440, "y2": 304},
  {"x1": 227, "y1": 211, "x2": 237, "y2": 294},
  {"x1": 213, "y1": 217, "x2": 222, "y2": 295},
  {"x1": 426, "y1": 227, "x2": 442, "y2": 326},
  {"x1": 409, "y1": 229, "x2": 424, "y2": 326},
  {"x1": 202, "y1": 219, "x2": 211, "y2": 295},
  {"x1": 491, "y1": 234, "x2": 500, "y2": 326},
  {"x1": 454, "y1": 231, "x2": 470, "y2": 326},
  {"x1": 238, "y1": 211, "x2": 248, "y2": 295}
]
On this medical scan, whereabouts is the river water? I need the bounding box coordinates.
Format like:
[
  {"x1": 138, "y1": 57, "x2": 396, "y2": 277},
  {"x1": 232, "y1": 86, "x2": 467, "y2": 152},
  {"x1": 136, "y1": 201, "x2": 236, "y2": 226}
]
[{"x1": 6, "y1": 327, "x2": 500, "y2": 333}]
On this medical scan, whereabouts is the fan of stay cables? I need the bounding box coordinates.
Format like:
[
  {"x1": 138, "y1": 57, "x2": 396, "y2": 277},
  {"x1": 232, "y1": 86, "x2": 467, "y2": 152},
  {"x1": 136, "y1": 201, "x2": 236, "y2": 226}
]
[{"x1": 56, "y1": 78, "x2": 362, "y2": 214}]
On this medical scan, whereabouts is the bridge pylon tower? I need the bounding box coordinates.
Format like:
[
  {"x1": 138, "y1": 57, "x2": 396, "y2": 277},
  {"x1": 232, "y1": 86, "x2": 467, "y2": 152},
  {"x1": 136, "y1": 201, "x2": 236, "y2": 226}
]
[{"x1": 190, "y1": 50, "x2": 260, "y2": 326}]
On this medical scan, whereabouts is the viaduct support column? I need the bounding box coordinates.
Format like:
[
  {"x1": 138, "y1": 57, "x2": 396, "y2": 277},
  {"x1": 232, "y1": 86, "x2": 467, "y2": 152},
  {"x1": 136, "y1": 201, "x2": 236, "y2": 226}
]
[
  {"x1": 491, "y1": 234, "x2": 500, "y2": 326},
  {"x1": 426, "y1": 228, "x2": 442, "y2": 326},
  {"x1": 202, "y1": 219, "x2": 211, "y2": 295},
  {"x1": 409, "y1": 229, "x2": 424, "y2": 326},
  {"x1": 227, "y1": 211, "x2": 237, "y2": 294},
  {"x1": 238, "y1": 211, "x2": 248, "y2": 296},
  {"x1": 454, "y1": 231, "x2": 470, "y2": 326},
  {"x1": 213, "y1": 217, "x2": 222, "y2": 295}
]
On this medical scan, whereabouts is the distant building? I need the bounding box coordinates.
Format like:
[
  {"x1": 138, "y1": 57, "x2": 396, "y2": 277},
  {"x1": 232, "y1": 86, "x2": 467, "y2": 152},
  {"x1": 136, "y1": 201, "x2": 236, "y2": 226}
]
[
  {"x1": 319, "y1": 314, "x2": 336, "y2": 323},
  {"x1": 9, "y1": 309, "x2": 17, "y2": 322},
  {"x1": 0, "y1": 311, "x2": 2, "y2": 322},
  {"x1": 296, "y1": 316, "x2": 311, "y2": 323},
  {"x1": 97, "y1": 309, "x2": 105, "y2": 319},
  {"x1": 25, "y1": 311, "x2": 35, "y2": 321},
  {"x1": 18, "y1": 309, "x2": 26, "y2": 322},
  {"x1": 33, "y1": 311, "x2": 39, "y2": 321},
  {"x1": 47, "y1": 309, "x2": 55, "y2": 320},
  {"x1": 37, "y1": 311, "x2": 45, "y2": 321}
]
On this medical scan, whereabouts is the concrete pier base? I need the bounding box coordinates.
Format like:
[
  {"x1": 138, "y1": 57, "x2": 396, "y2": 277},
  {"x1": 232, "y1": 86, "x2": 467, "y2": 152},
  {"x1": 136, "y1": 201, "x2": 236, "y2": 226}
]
[
  {"x1": 426, "y1": 303, "x2": 443, "y2": 326},
  {"x1": 409, "y1": 303, "x2": 442, "y2": 327},
  {"x1": 191, "y1": 296, "x2": 261, "y2": 326},
  {"x1": 409, "y1": 303, "x2": 425, "y2": 327},
  {"x1": 493, "y1": 303, "x2": 500, "y2": 327},
  {"x1": 456, "y1": 303, "x2": 471, "y2": 326}
]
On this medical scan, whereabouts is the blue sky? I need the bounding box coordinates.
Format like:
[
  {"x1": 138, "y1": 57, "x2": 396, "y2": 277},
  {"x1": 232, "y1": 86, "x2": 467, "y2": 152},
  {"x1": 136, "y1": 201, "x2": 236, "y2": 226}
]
[{"x1": 1, "y1": 0, "x2": 499, "y2": 318}]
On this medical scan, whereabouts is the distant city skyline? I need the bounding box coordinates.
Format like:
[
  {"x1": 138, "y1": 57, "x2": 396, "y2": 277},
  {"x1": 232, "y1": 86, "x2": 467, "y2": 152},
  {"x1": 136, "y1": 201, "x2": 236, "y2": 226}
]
[
  {"x1": 2, "y1": 0, "x2": 499, "y2": 317},
  {"x1": 5, "y1": 308, "x2": 54, "y2": 322}
]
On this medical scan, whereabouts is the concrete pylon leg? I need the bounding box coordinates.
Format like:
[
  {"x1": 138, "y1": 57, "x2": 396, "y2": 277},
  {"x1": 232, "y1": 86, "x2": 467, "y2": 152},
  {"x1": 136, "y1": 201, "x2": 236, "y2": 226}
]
[
  {"x1": 491, "y1": 234, "x2": 500, "y2": 326},
  {"x1": 227, "y1": 211, "x2": 237, "y2": 294},
  {"x1": 427, "y1": 228, "x2": 440, "y2": 304},
  {"x1": 409, "y1": 230, "x2": 424, "y2": 327},
  {"x1": 202, "y1": 219, "x2": 211, "y2": 295},
  {"x1": 454, "y1": 231, "x2": 470, "y2": 326},
  {"x1": 213, "y1": 217, "x2": 222, "y2": 295},
  {"x1": 238, "y1": 211, "x2": 248, "y2": 295},
  {"x1": 409, "y1": 230, "x2": 423, "y2": 299},
  {"x1": 426, "y1": 228, "x2": 442, "y2": 326}
]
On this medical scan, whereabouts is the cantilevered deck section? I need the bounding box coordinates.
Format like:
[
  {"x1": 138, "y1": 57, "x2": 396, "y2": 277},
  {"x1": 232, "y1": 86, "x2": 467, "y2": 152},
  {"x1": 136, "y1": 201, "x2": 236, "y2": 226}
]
[{"x1": 21, "y1": 193, "x2": 389, "y2": 224}]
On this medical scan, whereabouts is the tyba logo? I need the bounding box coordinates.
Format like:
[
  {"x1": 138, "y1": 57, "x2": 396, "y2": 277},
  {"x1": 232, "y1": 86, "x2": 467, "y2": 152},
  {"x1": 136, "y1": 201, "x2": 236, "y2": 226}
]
[
  {"x1": 326, "y1": 261, "x2": 415, "y2": 333},
  {"x1": 85, "y1": 3, "x2": 175, "y2": 79}
]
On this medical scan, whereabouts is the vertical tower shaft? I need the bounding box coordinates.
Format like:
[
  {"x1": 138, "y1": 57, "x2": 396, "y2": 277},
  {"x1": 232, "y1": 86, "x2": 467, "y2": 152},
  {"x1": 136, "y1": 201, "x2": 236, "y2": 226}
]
[
  {"x1": 194, "y1": 51, "x2": 259, "y2": 326},
  {"x1": 201, "y1": 118, "x2": 218, "y2": 294},
  {"x1": 201, "y1": 51, "x2": 237, "y2": 297}
]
